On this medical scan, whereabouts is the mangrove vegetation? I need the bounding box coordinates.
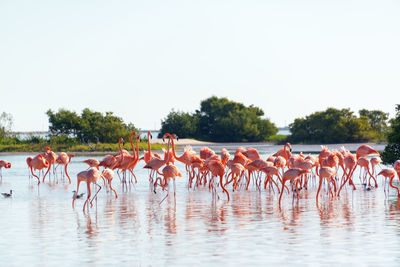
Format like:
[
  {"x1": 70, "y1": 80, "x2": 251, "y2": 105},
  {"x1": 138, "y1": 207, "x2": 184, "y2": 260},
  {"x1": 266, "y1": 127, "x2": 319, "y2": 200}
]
[
  {"x1": 382, "y1": 104, "x2": 400, "y2": 164},
  {"x1": 159, "y1": 96, "x2": 278, "y2": 142},
  {"x1": 287, "y1": 108, "x2": 389, "y2": 144}
]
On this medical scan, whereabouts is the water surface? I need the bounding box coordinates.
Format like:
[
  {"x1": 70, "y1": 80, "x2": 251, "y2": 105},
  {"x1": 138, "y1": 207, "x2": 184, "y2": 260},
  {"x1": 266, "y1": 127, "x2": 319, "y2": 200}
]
[{"x1": 0, "y1": 145, "x2": 399, "y2": 266}]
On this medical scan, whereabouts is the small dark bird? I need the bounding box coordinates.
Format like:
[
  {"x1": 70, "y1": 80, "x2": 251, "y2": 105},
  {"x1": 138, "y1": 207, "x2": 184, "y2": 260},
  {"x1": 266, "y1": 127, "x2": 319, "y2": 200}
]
[
  {"x1": 1, "y1": 190, "x2": 13, "y2": 198},
  {"x1": 72, "y1": 190, "x2": 85, "y2": 199}
]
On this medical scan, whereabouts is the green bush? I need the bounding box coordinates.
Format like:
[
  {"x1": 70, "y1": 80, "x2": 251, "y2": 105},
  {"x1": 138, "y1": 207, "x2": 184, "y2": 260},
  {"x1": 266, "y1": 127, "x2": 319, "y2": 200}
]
[
  {"x1": 287, "y1": 107, "x2": 388, "y2": 144},
  {"x1": 159, "y1": 96, "x2": 278, "y2": 142},
  {"x1": 382, "y1": 105, "x2": 400, "y2": 164}
]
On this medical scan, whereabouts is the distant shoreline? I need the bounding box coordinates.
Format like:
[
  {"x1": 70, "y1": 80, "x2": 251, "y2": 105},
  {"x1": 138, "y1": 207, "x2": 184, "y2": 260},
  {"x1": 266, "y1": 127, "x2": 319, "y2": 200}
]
[{"x1": 0, "y1": 141, "x2": 386, "y2": 155}]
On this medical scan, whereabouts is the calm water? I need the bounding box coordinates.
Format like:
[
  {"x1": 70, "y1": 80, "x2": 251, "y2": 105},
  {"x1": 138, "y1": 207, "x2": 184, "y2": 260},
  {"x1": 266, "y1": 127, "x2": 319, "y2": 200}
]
[{"x1": 1, "y1": 143, "x2": 399, "y2": 266}]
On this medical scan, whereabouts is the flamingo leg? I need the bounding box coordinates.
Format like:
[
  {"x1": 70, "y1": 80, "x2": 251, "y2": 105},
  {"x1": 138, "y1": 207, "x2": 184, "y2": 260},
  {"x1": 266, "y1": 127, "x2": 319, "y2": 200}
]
[
  {"x1": 64, "y1": 164, "x2": 72, "y2": 183},
  {"x1": 43, "y1": 165, "x2": 51, "y2": 182},
  {"x1": 90, "y1": 183, "x2": 102, "y2": 207},
  {"x1": 30, "y1": 167, "x2": 41, "y2": 184},
  {"x1": 83, "y1": 182, "x2": 91, "y2": 212}
]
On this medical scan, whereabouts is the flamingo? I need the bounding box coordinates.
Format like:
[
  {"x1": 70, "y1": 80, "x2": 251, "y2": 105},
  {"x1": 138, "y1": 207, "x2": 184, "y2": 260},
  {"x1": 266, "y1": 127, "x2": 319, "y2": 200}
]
[
  {"x1": 377, "y1": 168, "x2": 399, "y2": 197},
  {"x1": 260, "y1": 165, "x2": 282, "y2": 193},
  {"x1": 154, "y1": 164, "x2": 183, "y2": 202},
  {"x1": 337, "y1": 152, "x2": 357, "y2": 195},
  {"x1": 0, "y1": 160, "x2": 11, "y2": 179},
  {"x1": 99, "y1": 137, "x2": 125, "y2": 170},
  {"x1": 356, "y1": 144, "x2": 379, "y2": 160},
  {"x1": 125, "y1": 132, "x2": 142, "y2": 181},
  {"x1": 318, "y1": 145, "x2": 331, "y2": 165},
  {"x1": 273, "y1": 142, "x2": 292, "y2": 163},
  {"x1": 144, "y1": 134, "x2": 172, "y2": 177},
  {"x1": 143, "y1": 131, "x2": 162, "y2": 164},
  {"x1": 225, "y1": 163, "x2": 245, "y2": 190},
  {"x1": 207, "y1": 159, "x2": 230, "y2": 201},
  {"x1": 394, "y1": 160, "x2": 400, "y2": 179},
  {"x1": 200, "y1": 147, "x2": 215, "y2": 160},
  {"x1": 357, "y1": 157, "x2": 378, "y2": 188},
  {"x1": 83, "y1": 158, "x2": 100, "y2": 170},
  {"x1": 72, "y1": 167, "x2": 105, "y2": 212},
  {"x1": 29, "y1": 154, "x2": 49, "y2": 184},
  {"x1": 56, "y1": 152, "x2": 75, "y2": 183},
  {"x1": 278, "y1": 168, "x2": 310, "y2": 207},
  {"x1": 245, "y1": 159, "x2": 271, "y2": 190},
  {"x1": 42, "y1": 146, "x2": 58, "y2": 182},
  {"x1": 370, "y1": 156, "x2": 382, "y2": 178},
  {"x1": 316, "y1": 167, "x2": 337, "y2": 205},
  {"x1": 102, "y1": 168, "x2": 118, "y2": 198},
  {"x1": 242, "y1": 147, "x2": 260, "y2": 161}
]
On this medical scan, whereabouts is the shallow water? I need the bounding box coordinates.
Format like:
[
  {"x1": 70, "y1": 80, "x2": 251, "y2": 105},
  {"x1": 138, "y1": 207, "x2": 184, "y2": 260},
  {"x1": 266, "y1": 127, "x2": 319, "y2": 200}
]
[{"x1": 0, "y1": 146, "x2": 399, "y2": 266}]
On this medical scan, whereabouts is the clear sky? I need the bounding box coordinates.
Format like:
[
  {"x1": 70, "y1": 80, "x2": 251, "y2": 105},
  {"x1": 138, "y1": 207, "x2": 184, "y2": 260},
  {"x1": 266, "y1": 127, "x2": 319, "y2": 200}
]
[{"x1": 1, "y1": 0, "x2": 399, "y2": 131}]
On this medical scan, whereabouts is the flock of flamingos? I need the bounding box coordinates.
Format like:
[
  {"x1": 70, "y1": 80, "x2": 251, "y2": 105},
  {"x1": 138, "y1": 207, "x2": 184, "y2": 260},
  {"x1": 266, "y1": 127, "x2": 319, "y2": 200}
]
[{"x1": 1, "y1": 131, "x2": 400, "y2": 212}]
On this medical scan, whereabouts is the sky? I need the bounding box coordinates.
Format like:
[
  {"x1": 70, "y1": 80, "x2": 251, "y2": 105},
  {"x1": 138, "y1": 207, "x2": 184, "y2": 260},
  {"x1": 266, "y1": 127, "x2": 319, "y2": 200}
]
[{"x1": 1, "y1": 0, "x2": 399, "y2": 131}]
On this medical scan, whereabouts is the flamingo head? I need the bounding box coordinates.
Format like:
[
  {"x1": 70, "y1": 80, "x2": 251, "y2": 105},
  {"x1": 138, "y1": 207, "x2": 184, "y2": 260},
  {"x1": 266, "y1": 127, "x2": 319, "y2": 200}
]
[{"x1": 286, "y1": 142, "x2": 292, "y2": 152}]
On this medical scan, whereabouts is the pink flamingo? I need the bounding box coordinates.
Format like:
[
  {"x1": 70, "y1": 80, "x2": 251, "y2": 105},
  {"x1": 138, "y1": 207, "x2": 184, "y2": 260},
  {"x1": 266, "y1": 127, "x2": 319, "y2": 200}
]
[
  {"x1": 377, "y1": 168, "x2": 399, "y2": 197},
  {"x1": 207, "y1": 159, "x2": 230, "y2": 201},
  {"x1": 102, "y1": 168, "x2": 118, "y2": 198},
  {"x1": 242, "y1": 147, "x2": 260, "y2": 161},
  {"x1": 154, "y1": 164, "x2": 183, "y2": 202},
  {"x1": 337, "y1": 152, "x2": 357, "y2": 195},
  {"x1": 72, "y1": 167, "x2": 104, "y2": 212},
  {"x1": 316, "y1": 167, "x2": 337, "y2": 205},
  {"x1": 370, "y1": 156, "x2": 382, "y2": 178},
  {"x1": 356, "y1": 144, "x2": 379, "y2": 160},
  {"x1": 273, "y1": 143, "x2": 292, "y2": 165},
  {"x1": 144, "y1": 134, "x2": 172, "y2": 180},
  {"x1": 394, "y1": 160, "x2": 400, "y2": 179},
  {"x1": 245, "y1": 159, "x2": 271, "y2": 190},
  {"x1": 29, "y1": 154, "x2": 49, "y2": 184},
  {"x1": 56, "y1": 152, "x2": 75, "y2": 183},
  {"x1": 143, "y1": 131, "x2": 162, "y2": 164},
  {"x1": 0, "y1": 160, "x2": 11, "y2": 179},
  {"x1": 83, "y1": 158, "x2": 100, "y2": 170},
  {"x1": 99, "y1": 137, "x2": 124, "y2": 170},
  {"x1": 278, "y1": 168, "x2": 311, "y2": 207},
  {"x1": 260, "y1": 165, "x2": 282, "y2": 193},
  {"x1": 225, "y1": 163, "x2": 245, "y2": 190},
  {"x1": 357, "y1": 157, "x2": 378, "y2": 188},
  {"x1": 42, "y1": 146, "x2": 58, "y2": 182}
]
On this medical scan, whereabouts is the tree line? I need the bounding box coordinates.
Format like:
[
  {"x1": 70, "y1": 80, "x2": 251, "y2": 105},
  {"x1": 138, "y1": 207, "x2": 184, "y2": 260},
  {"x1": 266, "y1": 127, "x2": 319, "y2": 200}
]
[{"x1": 46, "y1": 108, "x2": 137, "y2": 143}]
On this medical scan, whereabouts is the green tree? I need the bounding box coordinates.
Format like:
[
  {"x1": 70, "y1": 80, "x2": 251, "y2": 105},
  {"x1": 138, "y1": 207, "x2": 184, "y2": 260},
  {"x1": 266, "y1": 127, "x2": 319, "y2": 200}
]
[
  {"x1": 359, "y1": 109, "x2": 389, "y2": 141},
  {"x1": 46, "y1": 108, "x2": 137, "y2": 143},
  {"x1": 0, "y1": 112, "x2": 13, "y2": 139},
  {"x1": 288, "y1": 108, "x2": 372, "y2": 144},
  {"x1": 158, "y1": 110, "x2": 198, "y2": 138},
  {"x1": 159, "y1": 96, "x2": 277, "y2": 142},
  {"x1": 197, "y1": 97, "x2": 277, "y2": 142},
  {"x1": 382, "y1": 105, "x2": 400, "y2": 164},
  {"x1": 46, "y1": 109, "x2": 82, "y2": 136}
]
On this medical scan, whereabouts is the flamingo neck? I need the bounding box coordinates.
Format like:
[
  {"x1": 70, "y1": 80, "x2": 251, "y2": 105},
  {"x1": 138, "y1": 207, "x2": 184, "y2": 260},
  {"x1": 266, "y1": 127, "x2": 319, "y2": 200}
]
[
  {"x1": 164, "y1": 138, "x2": 171, "y2": 163},
  {"x1": 170, "y1": 137, "x2": 179, "y2": 159},
  {"x1": 118, "y1": 138, "x2": 124, "y2": 160},
  {"x1": 283, "y1": 144, "x2": 288, "y2": 159},
  {"x1": 136, "y1": 134, "x2": 140, "y2": 160},
  {"x1": 147, "y1": 132, "x2": 151, "y2": 154},
  {"x1": 130, "y1": 134, "x2": 136, "y2": 160}
]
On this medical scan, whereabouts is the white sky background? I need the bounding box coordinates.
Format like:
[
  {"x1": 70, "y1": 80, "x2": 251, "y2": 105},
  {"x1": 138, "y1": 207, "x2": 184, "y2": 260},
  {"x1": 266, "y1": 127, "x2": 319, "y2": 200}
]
[{"x1": 1, "y1": 0, "x2": 399, "y2": 131}]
